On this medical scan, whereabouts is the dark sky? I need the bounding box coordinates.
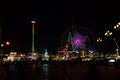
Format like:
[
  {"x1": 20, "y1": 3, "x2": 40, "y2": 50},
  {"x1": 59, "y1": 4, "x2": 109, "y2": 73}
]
[{"x1": 0, "y1": 1, "x2": 120, "y2": 53}]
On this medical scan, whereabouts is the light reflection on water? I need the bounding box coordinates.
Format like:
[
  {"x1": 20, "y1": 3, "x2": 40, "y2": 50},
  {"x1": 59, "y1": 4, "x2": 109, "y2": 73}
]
[
  {"x1": 4, "y1": 61, "x2": 95, "y2": 80},
  {"x1": 42, "y1": 64, "x2": 49, "y2": 80}
]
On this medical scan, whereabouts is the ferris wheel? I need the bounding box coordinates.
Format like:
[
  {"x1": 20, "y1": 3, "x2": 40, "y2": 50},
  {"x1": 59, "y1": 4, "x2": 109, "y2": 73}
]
[{"x1": 61, "y1": 26, "x2": 95, "y2": 52}]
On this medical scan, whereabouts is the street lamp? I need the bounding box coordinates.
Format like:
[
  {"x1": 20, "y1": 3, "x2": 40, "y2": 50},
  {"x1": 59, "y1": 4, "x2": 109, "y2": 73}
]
[
  {"x1": 6, "y1": 41, "x2": 10, "y2": 46},
  {"x1": 113, "y1": 22, "x2": 120, "y2": 56},
  {"x1": 97, "y1": 38, "x2": 102, "y2": 59},
  {"x1": 104, "y1": 30, "x2": 113, "y2": 57},
  {"x1": 1, "y1": 44, "x2": 4, "y2": 47},
  {"x1": 104, "y1": 30, "x2": 112, "y2": 38},
  {"x1": 1, "y1": 41, "x2": 11, "y2": 54},
  {"x1": 104, "y1": 30, "x2": 119, "y2": 56},
  {"x1": 113, "y1": 38, "x2": 119, "y2": 56},
  {"x1": 114, "y1": 22, "x2": 120, "y2": 31},
  {"x1": 97, "y1": 38, "x2": 102, "y2": 43}
]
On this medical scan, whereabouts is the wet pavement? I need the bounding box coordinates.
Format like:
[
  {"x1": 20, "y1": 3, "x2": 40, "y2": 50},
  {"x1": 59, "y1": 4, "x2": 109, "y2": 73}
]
[{"x1": 1, "y1": 61, "x2": 120, "y2": 80}]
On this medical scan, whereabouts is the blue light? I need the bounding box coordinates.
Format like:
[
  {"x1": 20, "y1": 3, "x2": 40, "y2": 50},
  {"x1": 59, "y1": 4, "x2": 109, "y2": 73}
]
[{"x1": 75, "y1": 50, "x2": 79, "y2": 54}]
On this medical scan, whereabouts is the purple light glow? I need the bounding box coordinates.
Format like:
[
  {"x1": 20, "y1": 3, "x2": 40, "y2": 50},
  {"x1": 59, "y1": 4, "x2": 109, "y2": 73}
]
[
  {"x1": 61, "y1": 26, "x2": 95, "y2": 51},
  {"x1": 75, "y1": 40, "x2": 81, "y2": 44},
  {"x1": 71, "y1": 30, "x2": 87, "y2": 50}
]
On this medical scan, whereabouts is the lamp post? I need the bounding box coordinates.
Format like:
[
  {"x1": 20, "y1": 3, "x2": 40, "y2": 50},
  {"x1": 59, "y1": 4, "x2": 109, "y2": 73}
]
[
  {"x1": 104, "y1": 30, "x2": 119, "y2": 56},
  {"x1": 1, "y1": 41, "x2": 11, "y2": 54},
  {"x1": 104, "y1": 30, "x2": 113, "y2": 57},
  {"x1": 114, "y1": 22, "x2": 120, "y2": 31},
  {"x1": 97, "y1": 38, "x2": 102, "y2": 43},
  {"x1": 113, "y1": 38, "x2": 119, "y2": 56},
  {"x1": 97, "y1": 38, "x2": 102, "y2": 59},
  {"x1": 113, "y1": 22, "x2": 120, "y2": 56},
  {"x1": 6, "y1": 41, "x2": 10, "y2": 46},
  {"x1": 104, "y1": 30, "x2": 112, "y2": 38}
]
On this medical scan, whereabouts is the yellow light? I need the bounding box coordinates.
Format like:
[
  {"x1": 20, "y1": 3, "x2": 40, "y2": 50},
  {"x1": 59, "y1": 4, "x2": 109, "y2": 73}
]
[
  {"x1": 109, "y1": 32, "x2": 112, "y2": 35},
  {"x1": 97, "y1": 38, "x2": 102, "y2": 43},
  {"x1": 105, "y1": 30, "x2": 112, "y2": 37},
  {"x1": 114, "y1": 26, "x2": 116, "y2": 29},
  {"x1": 104, "y1": 32, "x2": 108, "y2": 36},
  {"x1": 6, "y1": 41, "x2": 10, "y2": 45},
  {"x1": 118, "y1": 22, "x2": 120, "y2": 25},
  {"x1": 116, "y1": 25, "x2": 119, "y2": 27},
  {"x1": 1, "y1": 44, "x2": 4, "y2": 47}
]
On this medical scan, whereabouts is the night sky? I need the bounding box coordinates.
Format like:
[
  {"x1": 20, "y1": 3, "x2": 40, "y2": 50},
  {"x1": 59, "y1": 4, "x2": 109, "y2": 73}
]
[{"x1": 0, "y1": 1, "x2": 120, "y2": 53}]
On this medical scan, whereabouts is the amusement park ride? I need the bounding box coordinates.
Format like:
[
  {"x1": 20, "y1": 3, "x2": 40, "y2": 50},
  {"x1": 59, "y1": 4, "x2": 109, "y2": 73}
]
[{"x1": 58, "y1": 26, "x2": 96, "y2": 61}]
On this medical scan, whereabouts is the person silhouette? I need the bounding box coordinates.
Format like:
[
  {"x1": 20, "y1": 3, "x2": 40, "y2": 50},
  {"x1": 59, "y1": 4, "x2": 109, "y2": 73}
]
[{"x1": 86, "y1": 60, "x2": 99, "y2": 80}]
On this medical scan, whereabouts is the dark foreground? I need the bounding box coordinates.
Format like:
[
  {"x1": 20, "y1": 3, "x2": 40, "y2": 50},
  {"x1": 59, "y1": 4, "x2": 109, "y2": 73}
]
[{"x1": 0, "y1": 60, "x2": 120, "y2": 80}]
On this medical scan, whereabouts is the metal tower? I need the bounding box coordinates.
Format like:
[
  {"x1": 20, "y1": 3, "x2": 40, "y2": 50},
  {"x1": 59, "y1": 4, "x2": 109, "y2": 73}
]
[{"x1": 31, "y1": 21, "x2": 35, "y2": 56}]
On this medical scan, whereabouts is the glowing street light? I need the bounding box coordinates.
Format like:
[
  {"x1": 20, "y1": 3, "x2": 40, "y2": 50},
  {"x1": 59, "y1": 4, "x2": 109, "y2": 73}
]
[
  {"x1": 97, "y1": 38, "x2": 102, "y2": 43},
  {"x1": 114, "y1": 22, "x2": 120, "y2": 31},
  {"x1": 1, "y1": 41, "x2": 10, "y2": 47},
  {"x1": 1, "y1": 44, "x2": 4, "y2": 47},
  {"x1": 0, "y1": 41, "x2": 11, "y2": 54},
  {"x1": 113, "y1": 22, "x2": 120, "y2": 56},
  {"x1": 105, "y1": 29, "x2": 119, "y2": 56},
  {"x1": 104, "y1": 30, "x2": 112, "y2": 37},
  {"x1": 6, "y1": 41, "x2": 10, "y2": 46},
  {"x1": 97, "y1": 38, "x2": 102, "y2": 58},
  {"x1": 104, "y1": 30, "x2": 113, "y2": 57}
]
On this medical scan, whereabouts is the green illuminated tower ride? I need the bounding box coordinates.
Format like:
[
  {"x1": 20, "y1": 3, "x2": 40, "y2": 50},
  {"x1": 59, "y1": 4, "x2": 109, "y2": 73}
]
[{"x1": 31, "y1": 21, "x2": 35, "y2": 56}]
